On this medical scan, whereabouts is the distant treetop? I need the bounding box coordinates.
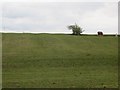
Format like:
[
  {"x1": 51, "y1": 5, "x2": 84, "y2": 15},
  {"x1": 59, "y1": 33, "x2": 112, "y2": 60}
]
[{"x1": 67, "y1": 23, "x2": 84, "y2": 35}]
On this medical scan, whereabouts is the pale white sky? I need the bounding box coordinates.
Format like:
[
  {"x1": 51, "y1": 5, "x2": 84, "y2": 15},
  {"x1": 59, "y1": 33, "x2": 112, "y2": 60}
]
[{"x1": 0, "y1": 0, "x2": 119, "y2": 34}]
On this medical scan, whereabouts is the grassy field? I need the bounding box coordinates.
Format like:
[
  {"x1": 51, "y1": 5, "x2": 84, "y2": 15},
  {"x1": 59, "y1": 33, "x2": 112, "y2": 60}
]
[{"x1": 2, "y1": 33, "x2": 118, "y2": 88}]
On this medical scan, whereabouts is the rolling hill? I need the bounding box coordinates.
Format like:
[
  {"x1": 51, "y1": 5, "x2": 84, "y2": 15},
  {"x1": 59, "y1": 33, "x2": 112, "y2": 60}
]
[{"x1": 2, "y1": 33, "x2": 118, "y2": 88}]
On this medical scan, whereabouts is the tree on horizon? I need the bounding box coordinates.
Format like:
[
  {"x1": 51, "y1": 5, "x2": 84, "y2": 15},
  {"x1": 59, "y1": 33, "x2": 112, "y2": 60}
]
[{"x1": 67, "y1": 23, "x2": 84, "y2": 35}]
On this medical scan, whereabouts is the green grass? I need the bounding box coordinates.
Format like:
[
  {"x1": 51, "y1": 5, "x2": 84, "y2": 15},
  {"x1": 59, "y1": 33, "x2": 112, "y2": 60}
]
[
  {"x1": 2, "y1": 33, "x2": 118, "y2": 88},
  {"x1": 0, "y1": 33, "x2": 2, "y2": 89}
]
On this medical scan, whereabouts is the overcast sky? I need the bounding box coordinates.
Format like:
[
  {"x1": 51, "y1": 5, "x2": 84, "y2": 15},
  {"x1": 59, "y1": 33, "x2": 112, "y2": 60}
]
[{"x1": 1, "y1": 2, "x2": 118, "y2": 34}]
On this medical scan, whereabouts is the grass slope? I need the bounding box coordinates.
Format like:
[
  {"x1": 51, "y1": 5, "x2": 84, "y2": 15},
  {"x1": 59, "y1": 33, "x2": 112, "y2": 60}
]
[{"x1": 2, "y1": 33, "x2": 118, "y2": 88}]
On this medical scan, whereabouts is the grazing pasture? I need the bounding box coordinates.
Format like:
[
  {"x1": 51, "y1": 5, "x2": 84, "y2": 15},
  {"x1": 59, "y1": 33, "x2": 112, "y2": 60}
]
[{"x1": 2, "y1": 33, "x2": 118, "y2": 88}]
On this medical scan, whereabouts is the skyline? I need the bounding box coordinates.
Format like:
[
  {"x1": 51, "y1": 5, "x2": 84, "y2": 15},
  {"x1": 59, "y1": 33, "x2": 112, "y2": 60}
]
[{"x1": 1, "y1": 2, "x2": 118, "y2": 34}]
